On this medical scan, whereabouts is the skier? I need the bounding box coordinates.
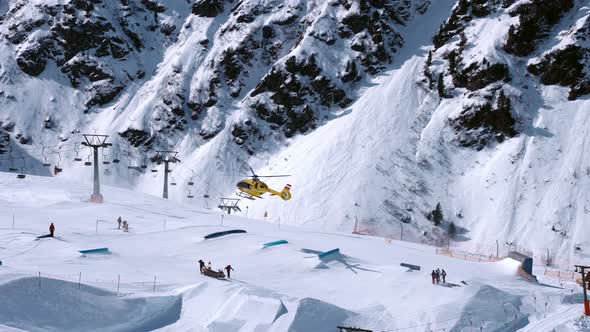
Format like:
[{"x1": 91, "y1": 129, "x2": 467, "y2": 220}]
[
  {"x1": 264, "y1": 211, "x2": 268, "y2": 219},
  {"x1": 124, "y1": 222, "x2": 129, "y2": 233},
  {"x1": 49, "y1": 223, "x2": 55, "y2": 237},
  {"x1": 198, "y1": 259, "x2": 205, "y2": 273},
  {"x1": 431, "y1": 270, "x2": 436, "y2": 284},
  {"x1": 117, "y1": 216, "x2": 122, "y2": 229},
  {"x1": 441, "y1": 269, "x2": 447, "y2": 283},
  {"x1": 225, "y1": 265, "x2": 234, "y2": 279},
  {"x1": 436, "y1": 268, "x2": 441, "y2": 284},
  {"x1": 53, "y1": 166, "x2": 59, "y2": 176}
]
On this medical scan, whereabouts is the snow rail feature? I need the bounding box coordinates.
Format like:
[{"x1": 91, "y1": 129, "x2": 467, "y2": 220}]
[
  {"x1": 263, "y1": 240, "x2": 288, "y2": 248},
  {"x1": 79, "y1": 248, "x2": 109, "y2": 254},
  {"x1": 318, "y1": 248, "x2": 340, "y2": 259},
  {"x1": 400, "y1": 263, "x2": 421, "y2": 271},
  {"x1": 204, "y1": 229, "x2": 247, "y2": 239}
]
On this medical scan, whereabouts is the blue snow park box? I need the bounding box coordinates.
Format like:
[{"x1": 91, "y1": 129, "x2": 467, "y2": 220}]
[{"x1": 79, "y1": 248, "x2": 109, "y2": 254}]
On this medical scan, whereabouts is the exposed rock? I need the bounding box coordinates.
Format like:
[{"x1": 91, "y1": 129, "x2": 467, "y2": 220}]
[
  {"x1": 453, "y1": 61, "x2": 509, "y2": 91},
  {"x1": 119, "y1": 128, "x2": 153, "y2": 147},
  {"x1": 192, "y1": 0, "x2": 224, "y2": 17},
  {"x1": 451, "y1": 90, "x2": 517, "y2": 149},
  {"x1": 504, "y1": 0, "x2": 574, "y2": 57},
  {"x1": 527, "y1": 45, "x2": 589, "y2": 100}
]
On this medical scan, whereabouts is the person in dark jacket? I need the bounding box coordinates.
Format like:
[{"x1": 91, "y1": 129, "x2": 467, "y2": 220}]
[
  {"x1": 49, "y1": 223, "x2": 55, "y2": 237},
  {"x1": 225, "y1": 265, "x2": 234, "y2": 279},
  {"x1": 117, "y1": 216, "x2": 122, "y2": 229},
  {"x1": 441, "y1": 269, "x2": 447, "y2": 283},
  {"x1": 431, "y1": 270, "x2": 436, "y2": 284},
  {"x1": 198, "y1": 259, "x2": 205, "y2": 273}
]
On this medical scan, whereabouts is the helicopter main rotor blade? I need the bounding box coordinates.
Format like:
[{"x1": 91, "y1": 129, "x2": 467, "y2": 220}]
[
  {"x1": 255, "y1": 175, "x2": 291, "y2": 178},
  {"x1": 249, "y1": 166, "x2": 256, "y2": 177}
]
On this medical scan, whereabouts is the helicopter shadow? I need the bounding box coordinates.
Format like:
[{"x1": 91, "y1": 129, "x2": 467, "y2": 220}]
[{"x1": 300, "y1": 248, "x2": 381, "y2": 275}]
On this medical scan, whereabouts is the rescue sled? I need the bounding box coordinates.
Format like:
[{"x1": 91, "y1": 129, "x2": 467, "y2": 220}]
[{"x1": 202, "y1": 268, "x2": 226, "y2": 279}]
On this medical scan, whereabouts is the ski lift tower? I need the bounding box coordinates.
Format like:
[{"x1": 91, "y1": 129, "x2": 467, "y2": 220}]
[
  {"x1": 575, "y1": 265, "x2": 590, "y2": 316},
  {"x1": 155, "y1": 150, "x2": 180, "y2": 199},
  {"x1": 218, "y1": 198, "x2": 241, "y2": 215},
  {"x1": 81, "y1": 134, "x2": 112, "y2": 203}
]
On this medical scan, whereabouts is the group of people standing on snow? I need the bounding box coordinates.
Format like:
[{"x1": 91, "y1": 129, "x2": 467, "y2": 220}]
[
  {"x1": 431, "y1": 268, "x2": 446, "y2": 284},
  {"x1": 198, "y1": 259, "x2": 234, "y2": 278},
  {"x1": 117, "y1": 216, "x2": 129, "y2": 232}
]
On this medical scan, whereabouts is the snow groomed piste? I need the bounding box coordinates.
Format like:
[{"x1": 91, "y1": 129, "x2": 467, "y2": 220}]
[{"x1": 203, "y1": 229, "x2": 247, "y2": 239}]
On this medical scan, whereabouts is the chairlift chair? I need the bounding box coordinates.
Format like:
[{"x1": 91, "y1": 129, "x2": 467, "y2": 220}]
[
  {"x1": 187, "y1": 190, "x2": 194, "y2": 198},
  {"x1": 188, "y1": 169, "x2": 195, "y2": 186},
  {"x1": 54, "y1": 151, "x2": 63, "y2": 174},
  {"x1": 41, "y1": 147, "x2": 51, "y2": 167},
  {"x1": 17, "y1": 158, "x2": 26, "y2": 179},
  {"x1": 112, "y1": 148, "x2": 121, "y2": 163},
  {"x1": 204, "y1": 194, "x2": 210, "y2": 198},
  {"x1": 102, "y1": 148, "x2": 110, "y2": 165},
  {"x1": 84, "y1": 149, "x2": 92, "y2": 166},
  {"x1": 9, "y1": 157, "x2": 18, "y2": 172},
  {"x1": 170, "y1": 176, "x2": 177, "y2": 186}
]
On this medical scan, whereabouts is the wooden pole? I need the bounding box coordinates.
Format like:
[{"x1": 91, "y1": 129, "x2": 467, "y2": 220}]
[
  {"x1": 78, "y1": 272, "x2": 82, "y2": 289},
  {"x1": 153, "y1": 276, "x2": 157, "y2": 294}
]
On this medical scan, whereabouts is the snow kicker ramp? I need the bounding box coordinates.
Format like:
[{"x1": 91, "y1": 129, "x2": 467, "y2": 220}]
[
  {"x1": 0, "y1": 277, "x2": 182, "y2": 332},
  {"x1": 204, "y1": 229, "x2": 247, "y2": 239}
]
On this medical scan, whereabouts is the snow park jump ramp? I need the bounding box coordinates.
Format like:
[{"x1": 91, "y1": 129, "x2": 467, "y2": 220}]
[{"x1": 0, "y1": 277, "x2": 182, "y2": 332}]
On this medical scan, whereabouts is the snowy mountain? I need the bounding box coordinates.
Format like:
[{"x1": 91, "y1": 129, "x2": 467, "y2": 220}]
[{"x1": 0, "y1": 0, "x2": 589, "y2": 268}]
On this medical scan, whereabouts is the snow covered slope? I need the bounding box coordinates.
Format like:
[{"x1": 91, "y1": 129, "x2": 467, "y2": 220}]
[
  {"x1": 0, "y1": 0, "x2": 589, "y2": 268},
  {"x1": 0, "y1": 173, "x2": 588, "y2": 331}
]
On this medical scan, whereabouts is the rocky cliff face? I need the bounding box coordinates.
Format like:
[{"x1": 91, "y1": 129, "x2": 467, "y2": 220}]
[{"x1": 0, "y1": 0, "x2": 589, "y2": 266}]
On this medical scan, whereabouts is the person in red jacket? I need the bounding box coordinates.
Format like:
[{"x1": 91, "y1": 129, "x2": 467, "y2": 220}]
[{"x1": 49, "y1": 223, "x2": 55, "y2": 237}]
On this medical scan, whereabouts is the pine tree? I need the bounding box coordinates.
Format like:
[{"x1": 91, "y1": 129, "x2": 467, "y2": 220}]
[
  {"x1": 424, "y1": 51, "x2": 433, "y2": 87},
  {"x1": 432, "y1": 203, "x2": 444, "y2": 226},
  {"x1": 448, "y1": 51, "x2": 457, "y2": 74},
  {"x1": 448, "y1": 221, "x2": 457, "y2": 239},
  {"x1": 437, "y1": 73, "x2": 445, "y2": 97}
]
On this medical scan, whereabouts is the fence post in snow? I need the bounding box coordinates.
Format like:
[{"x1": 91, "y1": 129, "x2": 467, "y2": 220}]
[
  {"x1": 117, "y1": 274, "x2": 120, "y2": 296},
  {"x1": 38, "y1": 272, "x2": 41, "y2": 289},
  {"x1": 12, "y1": 214, "x2": 15, "y2": 229},
  {"x1": 96, "y1": 220, "x2": 99, "y2": 233},
  {"x1": 221, "y1": 214, "x2": 224, "y2": 226},
  {"x1": 164, "y1": 219, "x2": 166, "y2": 231},
  {"x1": 78, "y1": 272, "x2": 82, "y2": 290},
  {"x1": 153, "y1": 276, "x2": 156, "y2": 294}
]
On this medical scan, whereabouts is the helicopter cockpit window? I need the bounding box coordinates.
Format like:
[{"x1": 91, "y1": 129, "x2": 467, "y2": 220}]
[{"x1": 237, "y1": 181, "x2": 252, "y2": 189}]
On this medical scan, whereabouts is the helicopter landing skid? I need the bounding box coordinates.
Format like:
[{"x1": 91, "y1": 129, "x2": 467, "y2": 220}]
[{"x1": 236, "y1": 192, "x2": 259, "y2": 200}]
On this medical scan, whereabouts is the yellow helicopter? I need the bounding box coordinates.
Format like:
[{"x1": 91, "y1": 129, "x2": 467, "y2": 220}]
[{"x1": 236, "y1": 167, "x2": 292, "y2": 201}]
